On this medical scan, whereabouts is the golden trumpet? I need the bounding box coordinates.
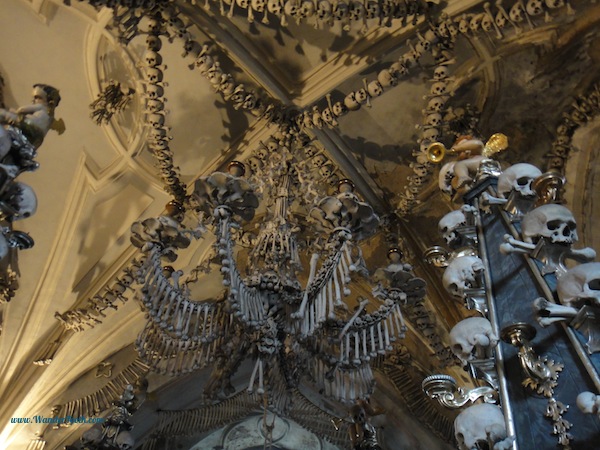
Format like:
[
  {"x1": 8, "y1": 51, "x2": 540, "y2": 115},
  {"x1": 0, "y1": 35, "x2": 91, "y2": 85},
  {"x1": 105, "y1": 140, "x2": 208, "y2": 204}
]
[{"x1": 426, "y1": 142, "x2": 448, "y2": 163}]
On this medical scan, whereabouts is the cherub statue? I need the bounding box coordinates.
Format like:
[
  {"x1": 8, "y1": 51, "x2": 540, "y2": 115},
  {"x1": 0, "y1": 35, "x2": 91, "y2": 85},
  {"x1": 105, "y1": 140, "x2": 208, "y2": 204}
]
[{"x1": 0, "y1": 83, "x2": 62, "y2": 165}]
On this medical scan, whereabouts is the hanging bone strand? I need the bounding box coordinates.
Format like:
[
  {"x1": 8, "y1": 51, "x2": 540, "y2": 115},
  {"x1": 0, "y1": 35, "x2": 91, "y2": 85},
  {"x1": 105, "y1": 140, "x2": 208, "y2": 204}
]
[{"x1": 141, "y1": 11, "x2": 187, "y2": 208}]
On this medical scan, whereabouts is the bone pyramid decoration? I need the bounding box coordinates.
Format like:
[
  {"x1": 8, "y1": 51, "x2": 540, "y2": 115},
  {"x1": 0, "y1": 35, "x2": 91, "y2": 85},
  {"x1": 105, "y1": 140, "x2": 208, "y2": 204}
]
[{"x1": 131, "y1": 149, "x2": 418, "y2": 411}]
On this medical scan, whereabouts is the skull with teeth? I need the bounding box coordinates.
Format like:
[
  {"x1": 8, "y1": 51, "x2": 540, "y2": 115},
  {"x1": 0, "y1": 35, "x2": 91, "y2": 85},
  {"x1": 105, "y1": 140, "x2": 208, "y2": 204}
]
[
  {"x1": 497, "y1": 163, "x2": 542, "y2": 199},
  {"x1": 433, "y1": 65, "x2": 449, "y2": 80},
  {"x1": 449, "y1": 316, "x2": 498, "y2": 363},
  {"x1": 430, "y1": 81, "x2": 448, "y2": 96},
  {"x1": 427, "y1": 96, "x2": 445, "y2": 112},
  {"x1": 522, "y1": 204, "x2": 578, "y2": 245},
  {"x1": 557, "y1": 262, "x2": 600, "y2": 308}
]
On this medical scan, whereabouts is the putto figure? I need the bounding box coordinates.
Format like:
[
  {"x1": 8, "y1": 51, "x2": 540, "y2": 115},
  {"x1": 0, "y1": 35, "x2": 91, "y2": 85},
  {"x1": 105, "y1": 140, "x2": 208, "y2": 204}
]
[{"x1": 0, "y1": 83, "x2": 61, "y2": 151}]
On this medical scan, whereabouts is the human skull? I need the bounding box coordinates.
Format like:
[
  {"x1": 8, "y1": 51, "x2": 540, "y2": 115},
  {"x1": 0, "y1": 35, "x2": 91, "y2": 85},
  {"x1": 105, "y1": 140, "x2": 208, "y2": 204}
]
[
  {"x1": 146, "y1": 83, "x2": 164, "y2": 99},
  {"x1": 497, "y1": 163, "x2": 542, "y2": 199},
  {"x1": 349, "y1": 1, "x2": 364, "y2": 20},
  {"x1": 426, "y1": 113, "x2": 442, "y2": 127},
  {"x1": 344, "y1": 92, "x2": 361, "y2": 111},
  {"x1": 495, "y1": 10, "x2": 508, "y2": 29},
  {"x1": 146, "y1": 35, "x2": 162, "y2": 51},
  {"x1": 355, "y1": 88, "x2": 369, "y2": 104},
  {"x1": 268, "y1": 0, "x2": 283, "y2": 13},
  {"x1": 427, "y1": 96, "x2": 445, "y2": 112},
  {"x1": 430, "y1": 81, "x2": 448, "y2": 96},
  {"x1": 577, "y1": 391, "x2": 600, "y2": 416},
  {"x1": 510, "y1": 1, "x2": 526, "y2": 22},
  {"x1": 312, "y1": 154, "x2": 327, "y2": 168},
  {"x1": 284, "y1": 0, "x2": 300, "y2": 16},
  {"x1": 454, "y1": 404, "x2": 512, "y2": 450},
  {"x1": 300, "y1": 0, "x2": 315, "y2": 17},
  {"x1": 378, "y1": 69, "x2": 398, "y2": 88},
  {"x1": 251, "y1": 0, "x2": 266, "y2": 11},
  {"x1": 321, "y1": 107, "x2": 335, "y2": 125},
  {"x1": 246, "y1": 156, "x2": 263, "y2": 174},
  {"x1": 442, "y1": 255, "x2": 484, "y2": 298},
  {"x1": 449, "y1": 317, "x2": 498, "y2": 363},
  {"x1": 438, "y1": 209, "x2": 467, "y2": 247},
  {"x1": 319, "y1": 163, "x2": 335, "y2": 178},
  {"x1": 557, "y1": 262, "x2": 600, "y2": 308},
  {"x1": 365, "y1": 0, "x2": 379, "y2": 18},
  {"x1": 481, "y1": 12, "x2": 494, "y2": 31},
  {"x1": 148, "y1": 113, "x2": 165, "y2": 128},
  {"x1": 146, "y1": 99, "x2": 164, "y2": 112},
  {"x1": 317, "y1": 0, "x2": 332, "y2": 19},
  {"x1": 146, "y1": 18, "x2": 161, "y2": 34},
  {"x1": 526, "y1": 0, "x2": 544, "y2": 15},
  {"x1": 438, "y1": 161, "x2": 455, "y2": 195},
  {"x1": 521, "y1": 204, "x2": 578, "y2": 245},
  {"x1": 367, "y1": 80, "x2": 383, "y2": 97},
  {"x1": 545, "y1": 0, "x2": 564, "y2": 8},
  {"x1": 115, "y1": 430, "x2": 135, "y2": 450},
  {"x1": 304, "y1": 144, "x2": 319, "y2": 157},
  {"x1": 333, "y1": 1, "x2": 349, "y2": 20},
  {"x1": 433, "y1": 65, "x2": 449, "y2": 80},
  {"x1": 458, "y1": 15, "x2": 470, "y2": 34},
  {"x1": 390, "y1": 61, "x2": 408, "y2": 75},
  {"x1": 332, "y1": 101, "x2": 348, "y2": 117},
  {"x1": 145, "y1": 68, "x2": 163, "y2": 83},
  {"x1": 237, "y1": 0, "x2": 249, "y2": 8},
  {"x1": 470, "y1": 13, "x2": 483, "y2": 31}
]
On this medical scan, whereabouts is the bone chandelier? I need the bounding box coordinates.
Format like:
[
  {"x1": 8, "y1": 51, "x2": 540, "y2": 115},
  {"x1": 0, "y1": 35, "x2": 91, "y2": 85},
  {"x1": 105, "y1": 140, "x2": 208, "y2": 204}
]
[{"x1": 130, "y1": 144, "x2": 423, "y2": 415}]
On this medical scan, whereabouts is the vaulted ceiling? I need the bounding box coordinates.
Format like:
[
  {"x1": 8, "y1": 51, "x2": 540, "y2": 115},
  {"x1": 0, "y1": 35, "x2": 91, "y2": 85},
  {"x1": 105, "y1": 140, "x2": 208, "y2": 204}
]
[{"x1": 0, "y1": 0, "x2": 599, "y2": 449}]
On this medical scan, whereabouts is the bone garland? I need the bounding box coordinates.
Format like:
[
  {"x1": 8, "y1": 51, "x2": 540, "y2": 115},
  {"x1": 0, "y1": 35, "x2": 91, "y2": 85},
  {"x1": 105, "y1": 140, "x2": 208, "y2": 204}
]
[
  {"x1": 54, "y1": 258, "x2": 144, "y2": 332},
  {"x1": 136, "y1": 320, "x2": 215, "y2": 375},
  {"x1": 139, "y1": 14, "x2": 188, "y2": 207},
  {"x1": 89, "y1": 80, "x2": 135, "y2": 125},
  {"x1": 543, "y1": 81, "x2": 600, "y2": 174},
  {"x1": 53, "y1": 359, "x2": 148, "y2": 428},
  {"x1": 194, "y1": 0, "x2": 427, "y2": 29}
]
